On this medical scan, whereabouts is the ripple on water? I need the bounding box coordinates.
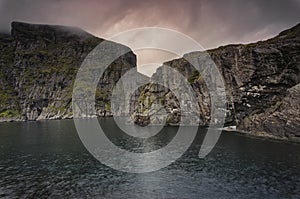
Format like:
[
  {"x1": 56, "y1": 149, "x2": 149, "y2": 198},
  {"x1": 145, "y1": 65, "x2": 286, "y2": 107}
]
[{"x1": 0, "y1": 119, "x2": 300, "y2": 198}]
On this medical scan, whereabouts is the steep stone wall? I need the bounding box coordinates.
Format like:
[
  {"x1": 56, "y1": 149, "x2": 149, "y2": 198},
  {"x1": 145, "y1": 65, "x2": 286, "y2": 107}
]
[
  {"x1": 0, "y1": 22, "x2": 136, "y2": 121},
  {"x1": 133, "y1": 23, "x2": 300, "y2": 139},
  {"x1": 0, "y1": 21, "x2": 299, "y2": 140}
]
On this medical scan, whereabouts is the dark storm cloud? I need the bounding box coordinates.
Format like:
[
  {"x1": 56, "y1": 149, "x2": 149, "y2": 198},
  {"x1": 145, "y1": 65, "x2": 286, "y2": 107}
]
[{"x1": 0, "y1": 0, "x2": 299, "y2": 49}]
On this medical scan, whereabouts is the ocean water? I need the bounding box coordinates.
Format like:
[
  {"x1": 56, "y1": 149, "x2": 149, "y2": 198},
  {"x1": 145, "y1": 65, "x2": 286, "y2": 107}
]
[{"x1": 0, "y1": 118, "x2": 300, "y2": 198}]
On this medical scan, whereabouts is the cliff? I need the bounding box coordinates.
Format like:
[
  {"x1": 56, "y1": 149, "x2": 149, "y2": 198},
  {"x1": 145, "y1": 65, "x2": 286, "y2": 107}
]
[
  {"x1": 0, "y1": 22, "x2": 136, "y2": 121},
  {"x1": 0, "y1": 21, "x2": 299, "y2": 141},
  {"x1": 133, "y1": 23, "x2": 300, "y2": 140}
]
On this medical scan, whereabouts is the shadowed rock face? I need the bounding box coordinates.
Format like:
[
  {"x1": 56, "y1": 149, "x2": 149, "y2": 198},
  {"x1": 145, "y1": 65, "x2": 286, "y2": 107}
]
[
  {"x1": 0, "y1": 21, "x2": 136, "y2": 121},
  {"x1": 133, "y1": 23, "x2": 300, "y2": 140},
  {"x1": 0, "y1": 21, "x2": 299, "y2": 140},
  {"x1": 241, "y1": 83, "x2": 300, "y2": 139}
]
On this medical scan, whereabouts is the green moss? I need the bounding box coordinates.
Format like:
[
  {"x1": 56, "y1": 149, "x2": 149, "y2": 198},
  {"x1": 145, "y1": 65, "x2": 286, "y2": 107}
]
[
  {"x1": 47, "y1": 105, "x2": 66, "y2": 113},
  {"x1": 0, "y1": 109, "x2": 20, "y2": 118},
  {"x1": 166, "y1": 115, "x2": 175, "y2": 124},
  {"x1": 41, "y1": 67, "x2": 57, "y2": 74},
  {"x1": 19, "y1": 50, "x2": 50, "y2": 57},
  {"x1": 96, "y1": 90, "x2": 109, "y2": 99},
  {"x1": 188, "y1": 70, "x2": 202, "y2": 84},
  {"x1": 0, "y1": 91, "x2": 18, "y2": 108},
  {"x1": 105, "y1": 103, "x2": 111, "y2": 111}
]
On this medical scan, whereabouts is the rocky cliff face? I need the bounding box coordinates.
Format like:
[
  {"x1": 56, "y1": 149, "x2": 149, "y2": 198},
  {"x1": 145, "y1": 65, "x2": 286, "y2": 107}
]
[
  {"x1": 0, "y1": 21, "x2": 299, "y2": 140},
  {"x1": 241, "y1": 83, "x2": 300, "y2": 139},
  {"x1": 0, "y1": 22, "x2": 136, "y2": 121},
  {"x1": 133, "y1": 23, "x2": 300, "y2": 140}
]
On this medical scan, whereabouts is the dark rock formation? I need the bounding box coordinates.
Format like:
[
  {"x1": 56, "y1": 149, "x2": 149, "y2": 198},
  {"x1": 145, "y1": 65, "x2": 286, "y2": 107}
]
[
  {"x1": 241, "y1": 83, "x2": 300, "y2": 140},
  {"x1": 0, "y1": 21, "x2": 299, "y2": 140},
  {"x1": 133, "y1": 23, "x2": 300, "y2": 139},
  {"x1": 0, "y1": 21, "x2": 136, "y2": 121}
]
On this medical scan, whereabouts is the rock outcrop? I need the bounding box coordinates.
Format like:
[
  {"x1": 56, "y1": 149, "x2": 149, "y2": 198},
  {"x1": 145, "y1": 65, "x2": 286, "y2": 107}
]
[
  {"x1": 133, "y1": 23, "x2": 300, "y2": 140},
  {"x1": 0, "y1": 21, "x2": 299, "y2": 140},
  {"x1": 0, "y1": 21, "x2": 136, "y2": 121},
  {"x1": 241, "y1": 83, "x2": 300, "y2": 139}
]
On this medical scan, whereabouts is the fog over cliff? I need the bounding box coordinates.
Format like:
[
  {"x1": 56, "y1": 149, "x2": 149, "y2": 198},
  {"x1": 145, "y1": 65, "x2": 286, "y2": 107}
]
[
  {"x1": 1, "y1": 0, "x2": 299, "y2": 49},
  {"x1": 1, "y1": 0, "x2": 299, "y2": 76}
]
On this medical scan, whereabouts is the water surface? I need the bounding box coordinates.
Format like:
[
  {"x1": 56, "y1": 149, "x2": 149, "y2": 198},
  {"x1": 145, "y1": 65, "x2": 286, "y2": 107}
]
[{"x1": 0, "y1": 118, "x2": 300, "y2": 198}]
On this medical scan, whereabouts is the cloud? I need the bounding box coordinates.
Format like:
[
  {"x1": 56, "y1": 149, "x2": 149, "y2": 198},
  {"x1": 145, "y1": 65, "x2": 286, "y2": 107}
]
[
  {"x1": 1, "y1": 0, "x2": 299, "y2": 75},
  {"x1": 1, "y1": 0, "x2": 299, "y2": 47}
]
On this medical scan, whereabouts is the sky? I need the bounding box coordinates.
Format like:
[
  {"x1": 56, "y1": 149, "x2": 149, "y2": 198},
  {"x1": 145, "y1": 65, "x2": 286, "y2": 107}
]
[{"x1": 0, "y1": 0, "x2": 299, "y2": 76}]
